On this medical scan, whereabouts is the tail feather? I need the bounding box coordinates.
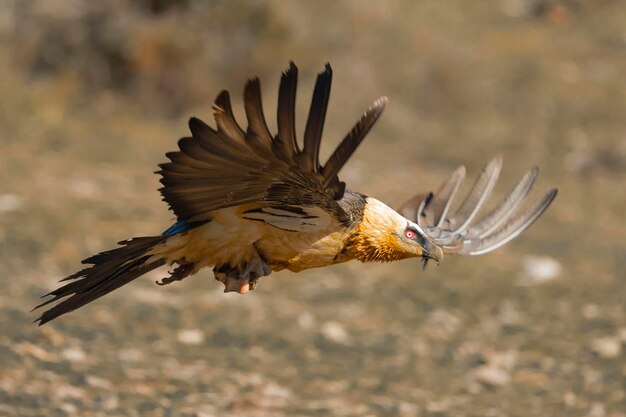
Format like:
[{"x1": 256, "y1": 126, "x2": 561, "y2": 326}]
[
  {"x1": 34, "y1": 236, "x2": 167, "y2": 325},
  {"x1": 81, "y1": 236, "x2": 165, "y2": 266}
]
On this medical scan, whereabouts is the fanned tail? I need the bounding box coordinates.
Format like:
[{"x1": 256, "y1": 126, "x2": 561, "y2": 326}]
[{"x1": 34, "y1": 236, "x2": 167, "y2": 325}]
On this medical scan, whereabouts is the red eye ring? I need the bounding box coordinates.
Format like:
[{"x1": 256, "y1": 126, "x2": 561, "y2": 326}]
[{"x1": 404, "y1": 229, "x2": 415, "y2": 239}]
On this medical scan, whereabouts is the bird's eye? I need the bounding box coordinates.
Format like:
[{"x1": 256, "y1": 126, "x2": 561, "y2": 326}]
[{"x1": 404, "y1": 229, "x2": 415, "y2": 240}]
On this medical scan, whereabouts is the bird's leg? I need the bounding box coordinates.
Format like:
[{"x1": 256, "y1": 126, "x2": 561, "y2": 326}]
[
  {"x1": 213, "y1": 250, "x2": 272, "y2": 294},
  {"x1": 156, "y1": 262, "x2": 195, "y2": 286}
]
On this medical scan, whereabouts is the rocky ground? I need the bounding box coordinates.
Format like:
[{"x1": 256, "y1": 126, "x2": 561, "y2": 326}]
[{"x1": 1, "y1": 1, "x2": 625, "y2": 416}]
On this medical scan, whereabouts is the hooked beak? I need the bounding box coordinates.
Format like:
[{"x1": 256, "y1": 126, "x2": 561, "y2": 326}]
[{"x1": 420, "y1": 240, "x2": 443, "y2": 270}]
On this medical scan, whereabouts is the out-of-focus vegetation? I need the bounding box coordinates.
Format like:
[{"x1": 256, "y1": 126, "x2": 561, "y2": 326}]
[{"x1": 1, "y1": 1, "x2": 625, "y2": 416}]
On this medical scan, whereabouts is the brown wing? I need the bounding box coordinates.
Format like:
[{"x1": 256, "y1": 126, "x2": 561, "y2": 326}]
[
  {"x1": 399, "y1": 157, "x2": 557, "y2": 255},
  {"x1": 158, "y1": 62, "x2": 387, "y2": 229}
]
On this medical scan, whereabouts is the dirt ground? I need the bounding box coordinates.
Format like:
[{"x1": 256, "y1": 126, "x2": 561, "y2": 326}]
[{"x1": 1, "y1": 1, "x2": 625, "y2": 416}]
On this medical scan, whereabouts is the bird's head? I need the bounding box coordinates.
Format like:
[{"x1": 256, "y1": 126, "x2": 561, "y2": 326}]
[{"x1": 344, "y1": 198, "x2": 443, "y2": 266}]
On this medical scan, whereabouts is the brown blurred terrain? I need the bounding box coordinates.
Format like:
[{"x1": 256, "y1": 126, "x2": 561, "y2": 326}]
[{"x1": 1, "y1": 1, "x2": 625, "y2": 416}]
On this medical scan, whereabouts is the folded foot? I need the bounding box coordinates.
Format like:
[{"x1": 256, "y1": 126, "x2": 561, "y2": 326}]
[
  {"x1": 156, "y1": 262, "x2": 195, "y2": 286},
  {"x1": 213, "y1": 255, "x2": 272, "y2": 294}
]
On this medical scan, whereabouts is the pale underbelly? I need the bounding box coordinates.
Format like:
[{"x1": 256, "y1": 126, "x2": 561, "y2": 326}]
[
  {"x1": 150, "y1": 207, "x2": 351, "y2": 273},
  {"x1": 256, "y1": 229, "x2": 350, "y2": 272}
]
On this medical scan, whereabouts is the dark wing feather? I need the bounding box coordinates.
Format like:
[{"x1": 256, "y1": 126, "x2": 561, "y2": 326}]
[
  {"x1": 321, "y1": 97, "x2": 388, "y2": 188},
  {"x1": 274, "y1": 62, "x2": 300, "y2": 159},
  {"x1": 243, "y1": 77, "x2": 273, "y2": 154},
  {"x1": 159, "y1": 63, "x2": 387, "y2": 227},
  {"x1": 213, "y1": 91, "x2": 247, "y2": 145},
  {"x1": 398, "y1": 158, "x2": 557, "y2": 256},
  {"x1": 301, "y1": 63, "x2": 332, "y2": 173}
]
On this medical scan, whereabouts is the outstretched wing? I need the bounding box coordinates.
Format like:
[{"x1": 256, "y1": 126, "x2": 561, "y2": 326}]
[
  {"x1": 398, "y1": 157, "x2": 557, "y2": 255},
  {"x1": 158, "y1": 62, "x2": 386, "y2": 231}
]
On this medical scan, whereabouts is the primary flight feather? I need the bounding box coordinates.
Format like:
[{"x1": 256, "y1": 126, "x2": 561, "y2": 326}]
[{"x1": 35, "y1": 62, "x2": 557, "y2": 325}]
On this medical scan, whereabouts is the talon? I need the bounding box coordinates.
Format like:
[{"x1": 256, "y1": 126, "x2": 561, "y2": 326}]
[
  {"x1": 213, "y1": 271, "x2": 227, "y2": 285},
  {"x1": 223, "y1": 276, "x2": 250, "y2": 294},
  {"x1": 213, "y1": 254, "x2": 272, "y2": 294},
  {"x1": 156, "y1": 263, "x2": 194, "y2": 286},
  {"x1": 249, "y1": 277, "x2": 258, "y2": 291}
]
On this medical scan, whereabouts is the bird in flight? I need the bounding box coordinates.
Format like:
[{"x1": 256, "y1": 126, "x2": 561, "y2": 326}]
[{"x1": 35, "y1": 62, "x2": 557, "y2": 325}]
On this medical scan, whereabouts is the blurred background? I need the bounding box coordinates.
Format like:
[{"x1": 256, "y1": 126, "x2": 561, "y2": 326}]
[{"x1": 1, "y1": 1, "x2": 625, "y2": 416}]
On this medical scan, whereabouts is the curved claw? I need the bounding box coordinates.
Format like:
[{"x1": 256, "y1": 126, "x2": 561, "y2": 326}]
[{"x1": 213, "y1": 255, "x2": 272, "y2": 294}]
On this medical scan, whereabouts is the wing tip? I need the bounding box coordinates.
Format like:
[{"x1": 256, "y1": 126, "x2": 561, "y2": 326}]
[
  {"x1": 283, "y1": 61, "x2": 299, "y2": 79},
  {"x1": 188, "y1": 116, "x2": 202, "y2": 129},
  {"x1": 544, "y1": 187, "x2": 558, "y2": 205},
  {"x1": 244, "y1": 77, "x2": 261, "y2": 92},
  {"x1": 488, "y1": 154, "x2": 504, "y2": 172},
  {"x1": 373, "y1": 96, "x2": 389, "y2": 110},
  {"x1": 455, "y1": 164, "x2": 466, "y2": 177},
  {"x1": 213, "y1": 90, "x2": 231, "y2": 112},
  {"x1": 323, "y1": 62, "x2": 332, "y2": 75}
]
